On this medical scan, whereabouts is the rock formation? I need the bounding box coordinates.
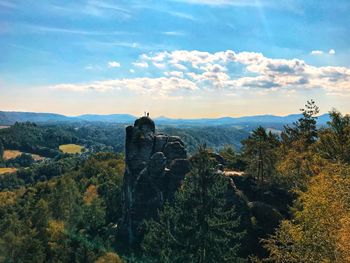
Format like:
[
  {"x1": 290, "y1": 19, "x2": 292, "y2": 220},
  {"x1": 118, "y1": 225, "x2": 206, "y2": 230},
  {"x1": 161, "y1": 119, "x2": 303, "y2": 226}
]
[{"x1": 120, "y1": 116, "x2": 190, "y2": 246}]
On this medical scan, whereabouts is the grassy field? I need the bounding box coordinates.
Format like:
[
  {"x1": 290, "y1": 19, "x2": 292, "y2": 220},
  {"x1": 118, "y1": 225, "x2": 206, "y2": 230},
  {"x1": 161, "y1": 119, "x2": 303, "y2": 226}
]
[
  {"x1": 0, "y1": 168, "x2": 18, "y2": 174},
  {"x1": 3, "y1": 150, "x2": 45, "y2": 161},
  {"x1": 59, "y1": 144, "x2": 84, "y2": 154},
  {"x1": 3, "y1": 150, "x2": 22, "y2": 160}
]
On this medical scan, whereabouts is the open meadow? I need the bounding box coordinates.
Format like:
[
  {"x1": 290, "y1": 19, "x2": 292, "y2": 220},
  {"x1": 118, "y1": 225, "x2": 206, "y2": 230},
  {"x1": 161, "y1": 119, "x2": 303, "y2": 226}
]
[
  {"x1": 0, "y1": 168, "x2": 17, "y2": 175},
  {"x1": 3, "y1": 150, "x2": 22, "y2": 160},
  {"x1": 59, "y1": 144, "x2": 84, "y2": 154},
  {"x1": 3, "y1": 150, "x2": 44, "y2": 161}
]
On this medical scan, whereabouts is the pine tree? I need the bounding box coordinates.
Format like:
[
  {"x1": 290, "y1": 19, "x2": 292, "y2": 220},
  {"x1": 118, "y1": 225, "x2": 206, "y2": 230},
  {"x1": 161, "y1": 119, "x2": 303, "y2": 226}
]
[
  {"x1": 276, "y1": 100, "x2": 320, "y2": 189},
  {"x1": 242, "y1": 127, "x2": 280, "y2": 182},
  {"x1": 142, "y1": 147, "x2": 244, "y2": 263},
  {"x1": 219, "y1": 146, "x2": 246, "y2": 171},
  {"x1": 282, "y1": 100, "x2": 319, "y2": 149},
  {"x1": 317, "y1": 110, "x2": 350, "y2": 164}
]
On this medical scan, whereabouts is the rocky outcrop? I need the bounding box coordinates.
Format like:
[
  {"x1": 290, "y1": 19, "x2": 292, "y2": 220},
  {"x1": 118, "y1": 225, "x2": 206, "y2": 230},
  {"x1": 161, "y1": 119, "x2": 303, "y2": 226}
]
[{"x1": 120, "y1": 117, "x2": 190, "y2": 246}]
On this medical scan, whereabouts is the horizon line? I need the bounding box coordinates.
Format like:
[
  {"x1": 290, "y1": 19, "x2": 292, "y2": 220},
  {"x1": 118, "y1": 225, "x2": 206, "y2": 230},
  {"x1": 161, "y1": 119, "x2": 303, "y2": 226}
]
[{"x1": 0, "y1": 109, "x2": 335, "y2": 120}]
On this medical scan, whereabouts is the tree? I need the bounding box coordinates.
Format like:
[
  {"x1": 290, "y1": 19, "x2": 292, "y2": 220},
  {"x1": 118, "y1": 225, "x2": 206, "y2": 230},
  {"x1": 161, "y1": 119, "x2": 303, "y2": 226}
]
[
  {"x1": 242, "y1": 127, "x2": 280, "y2": 182},
  {"x1": 82, "y1": 193, "x2": 106, "y2": 239},
  {"x1": 263, "y1": 163, "x2": 350, "y2": 263},
  {"x1": 142, "y1": 147, "x2": 244, "y2": 263},
  {"x1": 31, "y1": 199, "x2": 50, "y2": 245},
  {"x1": 317, "y1": 110, "x2": 350, "y2": 164},
  {"x1": 46, "y1": 219, "x2": 71, "y2": 262},
  {"x1": 219, "y1": 146, "x2": 246, "y2": 171},
  {"x1": 276, "y1": 100, "x2": 320, "y2": 190},
  {"x1": 7, "y1": 153, "x2": 34, "y2": 167},
  {"x1": 0, "y1": 213, "x2": 46, "y2": 262},
  {"x1": 281, "y1": 100, "x2": 319, "y2": 150},
  {"x1": 50, "y1": 177, "x2": 82, "y2": 228}
]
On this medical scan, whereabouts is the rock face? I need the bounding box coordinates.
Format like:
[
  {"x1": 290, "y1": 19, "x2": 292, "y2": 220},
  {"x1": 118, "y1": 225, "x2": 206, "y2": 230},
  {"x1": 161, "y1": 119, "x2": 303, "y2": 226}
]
[{"x1": 120, "y1": 117, "x2": 190, "y2": 246}]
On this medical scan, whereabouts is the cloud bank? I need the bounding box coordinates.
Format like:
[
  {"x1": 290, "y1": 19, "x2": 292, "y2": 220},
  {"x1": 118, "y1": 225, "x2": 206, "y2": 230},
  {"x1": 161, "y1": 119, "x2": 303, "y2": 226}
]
[{"x1": 52, "y1": 50, "x2": 350, "y2": 96}]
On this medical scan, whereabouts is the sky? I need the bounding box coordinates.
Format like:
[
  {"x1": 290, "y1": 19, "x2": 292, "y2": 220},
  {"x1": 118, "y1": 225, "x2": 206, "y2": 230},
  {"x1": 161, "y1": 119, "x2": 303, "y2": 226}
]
[{"x1": 0, "y1": 0, "x2": 350, "y2": 118}]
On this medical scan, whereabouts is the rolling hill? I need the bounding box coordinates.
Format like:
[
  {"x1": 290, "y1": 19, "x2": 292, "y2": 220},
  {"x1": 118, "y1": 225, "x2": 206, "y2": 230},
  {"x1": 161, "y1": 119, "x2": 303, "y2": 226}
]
[{"x1": 0, "y1": 111, "x2": 330, "y2": 127}]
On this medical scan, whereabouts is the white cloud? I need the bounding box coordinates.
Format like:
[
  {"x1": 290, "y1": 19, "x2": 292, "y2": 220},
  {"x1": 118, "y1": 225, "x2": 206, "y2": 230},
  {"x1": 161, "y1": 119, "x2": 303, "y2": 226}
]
[
  {"x1": 52, "y1": 49, "x2": 350, "y2": 97},
  {"x1": 132, "y1": 61, "x2": 149, "y2": 68},
  {"x1": 164, "y1": 71, "x2": 184, "y2": 78},
  {"x1": 138, "y1": 49, "x2": 350, "y2": 93},
  {"x1": 311, "y1": 50, "x2": 323, "y2": 55},
  {"x1": 173, "y1": 63, "x2": 187, "y2": 71},
  {"x1": 310, "y1": 49, "x2": 336, "y2": 55},
  {"x1": 153, "y1": 62, "x2": 166, "y2": 69},
  {"x1": 129, "y1": 69, "x2": 135, "y2": 73},
  {"x1": 108, "y1": 61, "x2": 121, "y2": 68},
  {"x1": 162, "y1": 31, "x2": 186, "y2": 36},
  {"x1": 52, "y1": 77, "x2": 198, "y2": 97}
]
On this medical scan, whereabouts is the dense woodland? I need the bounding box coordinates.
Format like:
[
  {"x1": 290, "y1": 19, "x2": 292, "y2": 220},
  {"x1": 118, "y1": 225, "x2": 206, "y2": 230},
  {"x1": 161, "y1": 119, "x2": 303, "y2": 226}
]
[
  {"x1": 1, "y1": 101, "x2": 350, "y2": 262},
  {"x1": 0, "y1": 122, "x2": 250, "y2": 158}
]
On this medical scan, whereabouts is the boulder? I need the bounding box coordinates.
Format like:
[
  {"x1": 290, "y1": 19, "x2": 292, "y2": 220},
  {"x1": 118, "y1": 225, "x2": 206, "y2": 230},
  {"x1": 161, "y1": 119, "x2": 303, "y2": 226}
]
[{"x1": 164, "y1": 141, "x2": 187, "y2": 165}]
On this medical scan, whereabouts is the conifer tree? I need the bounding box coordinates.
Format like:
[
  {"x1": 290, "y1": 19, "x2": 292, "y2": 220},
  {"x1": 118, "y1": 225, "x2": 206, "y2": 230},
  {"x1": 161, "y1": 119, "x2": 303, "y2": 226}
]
[
  {"x1": 242, "y1": 127, "x2": 280, "y2": 182},
  {"x1": 317, "y1": 110, "x2": 350, "y2": 164},
  {"x1": 282, "y1": 100, "x2": 319, "y2": 149},
  {"x1": 142, "y1": 146, "x2": 244, "y2": 263},
  {"x1": 277, "y1": 100, "x2": 320, "y2": 189}
]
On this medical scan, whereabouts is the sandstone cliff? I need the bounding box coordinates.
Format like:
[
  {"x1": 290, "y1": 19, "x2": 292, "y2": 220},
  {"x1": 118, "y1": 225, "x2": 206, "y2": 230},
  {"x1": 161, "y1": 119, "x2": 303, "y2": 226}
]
[{"x1": 120, "y1": 117, "x2": 190, "y2": 246}]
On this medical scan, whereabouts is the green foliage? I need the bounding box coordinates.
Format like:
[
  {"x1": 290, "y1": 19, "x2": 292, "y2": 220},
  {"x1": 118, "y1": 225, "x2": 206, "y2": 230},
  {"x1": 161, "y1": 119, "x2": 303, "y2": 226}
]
[
  {"x1": 0, "y1": 213, "x2": 46, "y2": 262},
  {"x1": 161, "y1": 126, "x2": 249, "y2": 153},
  {"x1": 142, "y1": 147, "x2": 245, "y2": 263},
  {"x1": 0, "y1": 122, "x2": 66, "y2": 157},
  {"x1": 0, "y1": 122, "x2": 249, "y2": 160},
  {"x1": 2, "y1": 101, "x2": 350, "y2": 262},
  {"x1": 242, "y1": 127, "x2": 280, "y2": 182},
  {"x1": 0, "y1": 155, "x2": 81, "y2": 191},
  {"x1": 219, "y1": 146, "x2": 246, "y2": 171},
  {"x1": 6, "y1": 153, "x2": 34, "y2": 167},
  {"x1": 0, "y1": 122, "x2": 126, "y2": 158},
  {"x1": 262, "y1": 103, "x2": 350, "y2": 262},
  {"x1": 263, "y1": 164, "x2": 350, "y2": 263},
  {"x1": 50, "y1": 177, "x2": 83, "y2": 226},
  {"x1": 281, "y1": 100, "x2": 319, "y2": 149},
  {"x1": 274, "y1": 101, "x2": 321, "y2": 190},
  {"x1": 0, "y1": 153, "x2": 125, "y2": 262},
  {"x1": 317, "y1": 110, "x2": 350, "y2": 164}
]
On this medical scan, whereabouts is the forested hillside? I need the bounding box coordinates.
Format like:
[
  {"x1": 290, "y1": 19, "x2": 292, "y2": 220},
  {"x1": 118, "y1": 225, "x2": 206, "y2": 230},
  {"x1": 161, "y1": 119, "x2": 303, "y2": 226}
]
[
  {"x1": 0, "y1": 101, "x2": 350, "y2": 262},
  {"x1": 0, "y1": 122, "x2": 250, "y2": 157}
]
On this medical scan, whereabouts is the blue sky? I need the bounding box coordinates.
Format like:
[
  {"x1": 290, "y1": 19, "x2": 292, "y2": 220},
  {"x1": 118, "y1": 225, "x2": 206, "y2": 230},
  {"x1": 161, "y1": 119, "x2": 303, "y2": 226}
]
[{"x1": 1, "y1": 0, "x2": 350, "y2": 117}]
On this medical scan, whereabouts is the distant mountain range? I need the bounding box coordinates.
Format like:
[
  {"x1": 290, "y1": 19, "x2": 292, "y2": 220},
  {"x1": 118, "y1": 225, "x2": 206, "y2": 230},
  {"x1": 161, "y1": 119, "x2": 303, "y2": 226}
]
[{"x1": 0, "y1": 111, "x2": 330, "y2": 126}]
